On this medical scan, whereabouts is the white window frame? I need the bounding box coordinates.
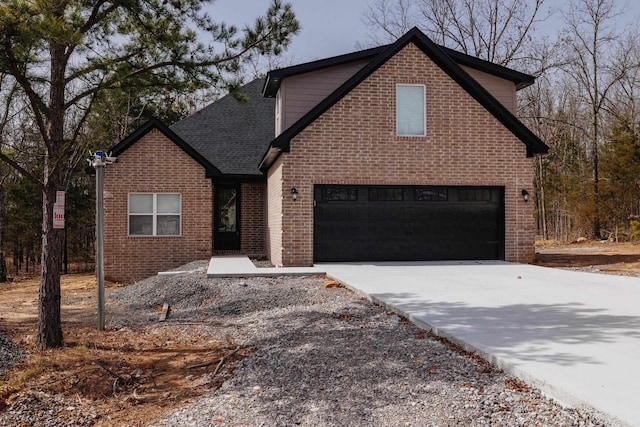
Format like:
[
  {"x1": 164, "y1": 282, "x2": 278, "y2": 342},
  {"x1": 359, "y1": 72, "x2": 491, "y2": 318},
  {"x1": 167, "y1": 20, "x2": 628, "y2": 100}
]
[
  {"x1": 396, "y1": 84, "x2": 426, "y2": 137},
  {"x1": 128, "y1": 193, "x2": 182, "y2": 236}
]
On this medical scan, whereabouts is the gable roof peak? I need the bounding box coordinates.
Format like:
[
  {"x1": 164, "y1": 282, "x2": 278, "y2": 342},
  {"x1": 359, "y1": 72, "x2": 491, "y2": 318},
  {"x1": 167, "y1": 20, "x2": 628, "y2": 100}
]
[
  {"x1": 110, "y1": 117, "x2": 222, "y2": 178},
  {"x1": 259, "y1": 27, "x2": 548, "y2": 170},
  {"x1": 264, "y1": 27, "x2": 534, "y2": 98}
]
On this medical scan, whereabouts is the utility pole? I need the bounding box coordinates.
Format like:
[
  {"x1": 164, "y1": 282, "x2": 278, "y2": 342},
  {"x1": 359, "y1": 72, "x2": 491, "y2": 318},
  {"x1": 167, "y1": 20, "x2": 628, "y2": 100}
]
[{"x1": 88, "y1": 151, "x2": 116, "y2": 330}]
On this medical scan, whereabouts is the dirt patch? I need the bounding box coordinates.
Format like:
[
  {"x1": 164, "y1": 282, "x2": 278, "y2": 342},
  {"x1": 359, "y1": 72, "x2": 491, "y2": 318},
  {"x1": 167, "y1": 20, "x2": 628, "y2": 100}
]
[
  {"x1": 535, "y1": 241, "x2": 640, "y2": 276},
  {"x1": 0, "y1": 274, "x2": 245, "y2": 426}
]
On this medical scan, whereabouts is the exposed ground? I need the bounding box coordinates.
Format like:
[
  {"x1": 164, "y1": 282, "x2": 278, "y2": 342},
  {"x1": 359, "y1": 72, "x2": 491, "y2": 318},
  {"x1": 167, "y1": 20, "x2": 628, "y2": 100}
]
[
  {"x1": 534, "y1": 240, "x2": 640, "y2": 276},
  {"x1": 0, "y1": 242, "x2": 637, "y2": 426},
  {"x1": 0, "y1": 266, "x2": 246, "y2": 426}
]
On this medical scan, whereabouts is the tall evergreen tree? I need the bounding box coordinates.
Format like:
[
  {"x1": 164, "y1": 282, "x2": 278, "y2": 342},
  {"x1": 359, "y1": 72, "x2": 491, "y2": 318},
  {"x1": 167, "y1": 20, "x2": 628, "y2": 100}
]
[{"x1": 0, "y1": 0, "x2": 299, "y2": 349}]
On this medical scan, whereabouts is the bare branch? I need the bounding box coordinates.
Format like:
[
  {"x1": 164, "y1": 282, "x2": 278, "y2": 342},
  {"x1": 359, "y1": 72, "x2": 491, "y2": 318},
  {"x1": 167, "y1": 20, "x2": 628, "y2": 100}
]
[
  {"x1": 1, "y1": 41, "x2": 50, "y2": 146},
  {"x1": 0, "y1": 150, "x2": 44, "y2": 188},
  {"x1": 364, "y1": 0, "x2": 550, "y2": 69}
]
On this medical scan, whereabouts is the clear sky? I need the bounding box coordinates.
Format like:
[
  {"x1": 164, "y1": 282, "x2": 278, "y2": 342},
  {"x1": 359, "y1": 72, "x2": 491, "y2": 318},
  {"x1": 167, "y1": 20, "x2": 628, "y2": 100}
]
[
  {"x1": 209, "y1": 0, "x2": 373, "y2": 63},
  {"x1": 209, "y1": 0, "x2": 639, "y2": 65}
]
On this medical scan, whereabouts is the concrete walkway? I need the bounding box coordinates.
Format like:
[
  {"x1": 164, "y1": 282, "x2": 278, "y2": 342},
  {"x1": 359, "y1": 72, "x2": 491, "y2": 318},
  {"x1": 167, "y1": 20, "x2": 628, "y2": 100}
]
[
  {"x1": 207, "y1": 255, "x2": 325, "y2": 278},
  {"x1": 208, "y1": 256, "x2": 640, "y2": 426}
]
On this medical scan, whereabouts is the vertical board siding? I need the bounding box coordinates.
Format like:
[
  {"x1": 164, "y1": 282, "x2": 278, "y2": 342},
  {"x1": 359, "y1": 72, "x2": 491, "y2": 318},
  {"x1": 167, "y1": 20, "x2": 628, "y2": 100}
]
[
  {"x1": 280, "y1": 60, "x2": 370, "y2": 131},
  {"x1": 462, "y1": 66, "x2": 517, "y2": 113}
]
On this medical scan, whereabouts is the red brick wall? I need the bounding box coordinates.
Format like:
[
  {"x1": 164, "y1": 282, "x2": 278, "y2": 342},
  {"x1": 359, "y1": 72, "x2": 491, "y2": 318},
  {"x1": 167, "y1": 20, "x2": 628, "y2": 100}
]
[
  {"x1": 240, "y1": 182, "x2": 266, "y2": 255},
  {"x1": 266, "y1": 156, "x2": 284, "y2": 266},
  {"x1": 104, "y1": 129, "x2": 213, "y2": 283},
  {"x1": 267, "y1": 43, "x2": 536, "y2": 266}
]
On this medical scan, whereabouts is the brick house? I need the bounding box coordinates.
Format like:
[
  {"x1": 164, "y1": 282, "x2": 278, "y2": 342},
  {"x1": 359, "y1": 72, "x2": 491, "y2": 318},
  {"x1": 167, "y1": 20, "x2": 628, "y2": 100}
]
[{"x1": 104, "y1": 28, "x2": 547, "y2": 283}]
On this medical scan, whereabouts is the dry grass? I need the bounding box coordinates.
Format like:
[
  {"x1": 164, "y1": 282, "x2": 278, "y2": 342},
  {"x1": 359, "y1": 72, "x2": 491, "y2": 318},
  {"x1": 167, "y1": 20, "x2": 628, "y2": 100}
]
[{"x1": 0, "y1": 274, "x2": 247, "y2": 426}]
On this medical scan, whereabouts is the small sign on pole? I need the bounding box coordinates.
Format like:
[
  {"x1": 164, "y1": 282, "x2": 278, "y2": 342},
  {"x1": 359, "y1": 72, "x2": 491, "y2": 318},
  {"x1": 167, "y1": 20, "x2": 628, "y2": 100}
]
[{"x1": 53, "y1": 191, "x2": 65, "y2": 229}]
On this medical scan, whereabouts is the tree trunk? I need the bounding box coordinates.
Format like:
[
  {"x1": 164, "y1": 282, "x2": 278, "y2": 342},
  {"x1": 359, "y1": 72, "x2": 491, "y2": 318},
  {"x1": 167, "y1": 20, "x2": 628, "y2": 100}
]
[
  {"x1": 36, "y1": 169, "x2": 64, "y2": 349},
  {"x1": 591, "y1": 12, "x2": 601, "y2": 241},
  {"x1": 592, "y1": 111, "x2": 600, "y2": 239},
  {"x1": 537, "y1": 155, "x2": 548, "y2": 240},
  {"x1": 63, "y1": 228, "x2": 68, "y2": 275},
  {"x1": 36, "y1": 38, "x2": 66, "y2": 349},
  {"x1": 0, "y1": 179, "x2": 6, "y2": 282},
  {"x1": 14, "y1": 243, "x2": 20, "y2": 272}
]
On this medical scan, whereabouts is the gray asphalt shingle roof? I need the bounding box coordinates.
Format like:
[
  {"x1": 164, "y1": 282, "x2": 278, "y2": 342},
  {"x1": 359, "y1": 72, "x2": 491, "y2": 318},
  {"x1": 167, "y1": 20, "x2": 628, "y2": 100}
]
[
  {"x1": 170, "y1": 78, "x2": 274, "y2": 176},
  {"x1": 125, "y1": 29, "x2": 545, "y2": 176}
]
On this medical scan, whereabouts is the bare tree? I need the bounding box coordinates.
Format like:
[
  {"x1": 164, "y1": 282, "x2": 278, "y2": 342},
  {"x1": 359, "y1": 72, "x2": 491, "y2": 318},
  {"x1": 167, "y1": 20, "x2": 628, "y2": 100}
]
[
  {"x1": 362, "y1": 0, "x2": 418, "y2": 46},
  {"x1": 604, "y1": 33, "x2": 640, "y2": 125},
  {"x1": 0, "y1": 73, "x2": 25, "y2": 282},
  {"x1": 560, "y1": 0, "x2": 639, "y2": 238},
  {"x1": 520, "y1": 73, "x2": 596, "y2": 240},
  {"x1": 362, "y1": 0, "x2": 551, "y2": 70}
]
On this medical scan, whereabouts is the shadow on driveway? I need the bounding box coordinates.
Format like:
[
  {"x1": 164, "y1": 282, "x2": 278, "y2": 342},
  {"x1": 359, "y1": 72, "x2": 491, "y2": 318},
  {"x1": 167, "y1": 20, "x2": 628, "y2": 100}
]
[{"x1": 373, "y1": 294, "x2": 640, "y2": 366}]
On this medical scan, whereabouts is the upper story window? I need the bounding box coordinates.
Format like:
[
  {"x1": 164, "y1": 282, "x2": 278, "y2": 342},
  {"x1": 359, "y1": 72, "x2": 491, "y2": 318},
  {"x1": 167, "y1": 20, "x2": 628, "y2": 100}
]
[
  {"x1": 129, "y1": 193, "x2": 181, "y2": 236},
  {"x1": 396, "y1": 84, "x2": 425, "y2": 136}
]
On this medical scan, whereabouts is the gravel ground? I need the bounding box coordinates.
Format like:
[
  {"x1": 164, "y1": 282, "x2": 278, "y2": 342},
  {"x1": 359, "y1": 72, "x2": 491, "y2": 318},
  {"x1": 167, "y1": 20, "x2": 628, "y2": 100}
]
[
  {"x1": 2, "y1": 261, "x2": 609, "y2": 426},
  {"x1": 0, "y1": 332, "x2": 24, "y2": 377},
  {"x1": 0, "y1": 391, "x2": 98, "y2": 426}
]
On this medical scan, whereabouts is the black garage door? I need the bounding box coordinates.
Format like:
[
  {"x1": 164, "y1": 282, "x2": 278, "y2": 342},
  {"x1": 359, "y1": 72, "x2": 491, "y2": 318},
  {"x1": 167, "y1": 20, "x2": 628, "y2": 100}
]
[{"x1": 314, "y1": 185, "x2": 504, "y2": 262}]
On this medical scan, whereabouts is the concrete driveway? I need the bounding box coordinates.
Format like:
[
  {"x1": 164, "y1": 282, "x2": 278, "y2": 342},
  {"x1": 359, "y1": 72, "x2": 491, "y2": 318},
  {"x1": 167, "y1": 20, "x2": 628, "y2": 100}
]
[{"x1": 321, "y1": 261, "x2": 640, "y2": 427}]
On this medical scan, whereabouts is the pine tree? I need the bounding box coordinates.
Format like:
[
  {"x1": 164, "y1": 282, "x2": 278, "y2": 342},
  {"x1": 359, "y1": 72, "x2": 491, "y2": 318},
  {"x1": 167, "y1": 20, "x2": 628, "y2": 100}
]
[{"x1": 0, "y1": 0, "x2": 299, "y2": 348}]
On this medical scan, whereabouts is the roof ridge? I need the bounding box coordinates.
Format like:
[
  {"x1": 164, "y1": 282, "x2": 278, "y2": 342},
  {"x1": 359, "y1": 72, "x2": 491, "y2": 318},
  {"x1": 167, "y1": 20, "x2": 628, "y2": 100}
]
[
  {"x1": 263, "y1": 32, "x2": 535, "y2": 98},
  {"x1": 259, "y1": 27, "x2": 547, "y2": 171},
  {"x1": 110, "y1": 117, "x2": 222, "y2": 177}
]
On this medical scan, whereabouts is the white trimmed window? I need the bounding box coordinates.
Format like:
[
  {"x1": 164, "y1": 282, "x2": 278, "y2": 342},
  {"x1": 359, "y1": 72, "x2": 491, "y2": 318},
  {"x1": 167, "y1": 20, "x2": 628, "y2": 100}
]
[
  {"x1": 128, "y1": 193, "x2": 181, "y2": 236},
  {"x1": 396, "y1": 84, "x2": 426, "y2": 136}
]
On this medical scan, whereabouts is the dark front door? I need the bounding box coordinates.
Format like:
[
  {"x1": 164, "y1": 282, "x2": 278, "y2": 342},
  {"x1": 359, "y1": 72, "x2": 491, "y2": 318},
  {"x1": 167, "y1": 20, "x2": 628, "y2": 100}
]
[
  {"x1": 314, "y1": 185, "x2": 504, "y2": 262},
  {"x1": 214, "y1": 184, "x2": 241, "y2": 250}
]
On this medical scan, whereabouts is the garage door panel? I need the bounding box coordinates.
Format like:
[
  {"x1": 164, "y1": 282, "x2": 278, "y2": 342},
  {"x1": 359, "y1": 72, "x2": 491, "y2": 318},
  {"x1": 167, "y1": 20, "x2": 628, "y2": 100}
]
[{"x1": 314, "y1": 185, "x2": 504, "y2": 262}]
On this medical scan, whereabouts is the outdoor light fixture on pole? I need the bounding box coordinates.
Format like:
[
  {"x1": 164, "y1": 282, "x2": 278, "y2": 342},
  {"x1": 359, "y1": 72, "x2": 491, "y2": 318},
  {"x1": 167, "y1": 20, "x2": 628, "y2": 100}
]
[{"x1": 88, "y1": 151, "x2": 117, "y2": 331}]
